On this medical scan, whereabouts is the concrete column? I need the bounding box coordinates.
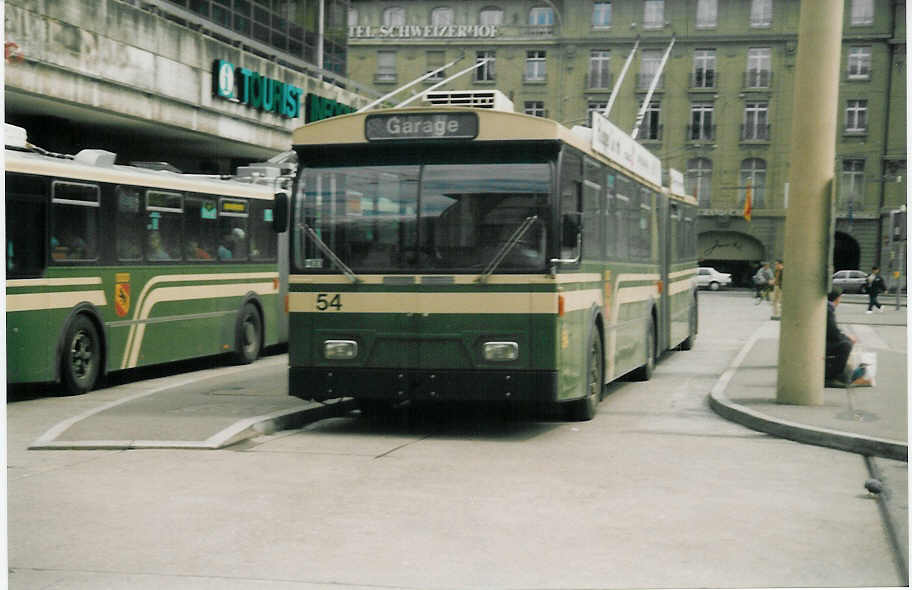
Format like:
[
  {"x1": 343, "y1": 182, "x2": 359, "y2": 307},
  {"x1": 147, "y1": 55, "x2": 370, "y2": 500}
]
[{"x1": 776, "y1": 0, "x2": 844, "y2": 405}]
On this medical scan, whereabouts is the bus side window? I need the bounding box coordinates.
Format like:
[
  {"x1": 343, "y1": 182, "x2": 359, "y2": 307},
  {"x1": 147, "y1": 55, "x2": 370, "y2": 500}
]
[
  {"x1": 218, "y1": 198, "x2": 249, "y2": 261},
  {"x1": 146, "y1": 190, "x2": 184, "y2": 262},
  {"x1": 116, "y1": 186, "x2": 143, "y2": 261},
  {"x1": 6, "y1": 174, "x2": 47, "y2": 278},
  {"x1": 51, "y1": 181, "x2": 100, "y2": 262},
  {"x1": 560, "y1": 152, "x2": 582, "y2": 261},
  {"x1": 185, "y1": 196, "x2": 218, "y2": 260},
  {"x1": 250, "y1": 200, "x2": 277, "y2": 261}
]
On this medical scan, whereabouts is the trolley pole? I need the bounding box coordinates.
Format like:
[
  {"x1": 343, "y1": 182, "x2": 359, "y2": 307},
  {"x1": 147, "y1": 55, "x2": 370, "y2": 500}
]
[{"x1": 776, "y1": 0, "x2": 844, "y2": 405}]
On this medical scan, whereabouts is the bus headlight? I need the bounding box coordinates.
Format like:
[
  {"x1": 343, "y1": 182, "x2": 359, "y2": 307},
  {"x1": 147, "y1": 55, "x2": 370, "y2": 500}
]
[
  {"x1": 483, "y1": 341, "x2": 519, "y2": 362},
  {"x1": 324, "y1": 340, "x2": 358, "y2": 360}
]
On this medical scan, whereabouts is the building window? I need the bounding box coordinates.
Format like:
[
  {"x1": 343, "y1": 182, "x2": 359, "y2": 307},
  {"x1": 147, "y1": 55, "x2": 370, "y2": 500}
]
[
  {"x1": 638, "y1": 50, "x2": 663, "y2": 89},
  {"x1": 739, "y1": 158, "x2": 766, "y2": 208},
  {"x1": 525, "y1": 101, "x2": 546, "y2": 117},
  {"x1": 593, "y1": 2, "x2": 612, "y2": 27},
  {"x1": 689, "y1": 104, "x2": 714, "y2": 141},
  {"x1": 746, "y1": 48, "x2": 771, "y2": 88},
  {"x1": 383, "y1": 7, "x2": 405, "y2": 26},
  {"x1": 638, "y1": 101, "x2": 662, "y2": 141},
  {"x1": 376, "y1": 51, "x2": 397, "y2": 83},
  {"x1": 475, "y1": 51, "x2": 496, "y2": 82},
  {"x1": 686, "y1": 158, "x2": 713, "y2": 207},
  {"x1": 749, "y1": 0, "x2": 772, "y2": 27},
  {"x1": 589, "y1": 50, "x2": 612, "y2": 89},
  {"x1": 480, "y1": 7, "x2": 503, "y2": 25},
  {"x1": 588, "y1": 101, "x2": 609, "y2": 126},
  {"x1": 845, "y1": 100, "x2": 868, "y2": 133},
  {"x1": 431, "y1": 7, "x2": 453, "y2": 25},
  {"x1": 693, "y1": 49, "x2": 716, "y2": 88},
  {"x1": 426, "y1": 50, "x2": 445, "y2": 80},
  {"x1": 348, "y1": 8, "x2": 358, "y2": 26},
  {"x1": 529, "y1": 6, "x2": 554, "y2": 25},
  {"x1": 841, "y1": 159, "x2": 866, "y2": 209},
  {"x1": 696, "y1": 0, "x2": 717, "y2": 28},
  {"x1": 742, "y1": 102, "x2": 769, "y2": 140},
  {"x1": 525, "y1": 50, "x2": 546, "y2": 81},
  {"x1": 850, "y1": 0, "x2": 874, "y2": 26},
  {"x1": 847, "y1": 47, "x2": 872, "y2": 79},
  {"x1": 643, "y1": 0, "x2": 664, "y2": 29}
]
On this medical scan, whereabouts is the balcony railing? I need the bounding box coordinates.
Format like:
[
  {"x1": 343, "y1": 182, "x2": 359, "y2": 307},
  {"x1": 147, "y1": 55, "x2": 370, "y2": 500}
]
[
  {"x1": 687, "y1": 124, "x2": 716, "y2": 142},
  {"x1": 586, "y1": 73, "x2": 614, "y2": 90},
  {"x1": 637, "y1": 123, "x2": 663, "y2": 141},
  {"x1": 743, "y1": 70, "x2": 772, "y2": 89},
  {"x1": 740, "y1": 124, "x2": 771, "y2": 141},
  {"x1": 636, "y1": 73, "x2": 665, "y2": 90},
  {"x1": 689, "y1": 71, "x2": 718, "y2": 89}
]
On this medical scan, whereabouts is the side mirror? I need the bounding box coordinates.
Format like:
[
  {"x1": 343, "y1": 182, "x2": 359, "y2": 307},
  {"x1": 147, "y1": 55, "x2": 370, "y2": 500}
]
[{"x1": 273, "y1": 192, "x2": 289, "y2": 233}]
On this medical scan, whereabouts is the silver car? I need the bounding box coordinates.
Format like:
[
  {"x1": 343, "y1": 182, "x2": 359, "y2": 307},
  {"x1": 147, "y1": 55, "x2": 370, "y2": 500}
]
[
  {"x1": 697, "y1": 267, "x2": 732, "y2": 290},
  {"x1": 832, "y1": 269, "x2": 868, "y2": 293}
]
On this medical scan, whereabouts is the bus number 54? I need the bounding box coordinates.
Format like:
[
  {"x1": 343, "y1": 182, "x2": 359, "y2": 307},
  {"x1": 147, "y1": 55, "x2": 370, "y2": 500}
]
[{"x1": 316, "y1": 293, "x2": 343, "y2": 311}]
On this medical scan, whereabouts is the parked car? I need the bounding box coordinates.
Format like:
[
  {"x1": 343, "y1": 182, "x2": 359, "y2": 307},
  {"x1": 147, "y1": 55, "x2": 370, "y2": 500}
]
[
  {"x1": 697, "y1": 267, "x2": 732, "y2": 290},
  {"x1": 832, "y1": 269, "x2": 868, "y2": 293}
]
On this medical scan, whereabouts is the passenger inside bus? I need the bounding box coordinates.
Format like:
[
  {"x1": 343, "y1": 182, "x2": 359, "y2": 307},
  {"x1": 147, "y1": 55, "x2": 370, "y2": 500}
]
[
  {"x1": 147, "y1": 231, "x2": 171, "y2": 260},
  {"x1": 186, "y1": 240, "x2": 212, "y2": 260}
]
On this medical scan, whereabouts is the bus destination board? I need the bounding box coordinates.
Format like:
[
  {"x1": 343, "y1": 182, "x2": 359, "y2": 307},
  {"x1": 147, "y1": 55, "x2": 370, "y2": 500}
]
[{"x1": 365, "y1": 112, "x2": 478, "y2": 141}]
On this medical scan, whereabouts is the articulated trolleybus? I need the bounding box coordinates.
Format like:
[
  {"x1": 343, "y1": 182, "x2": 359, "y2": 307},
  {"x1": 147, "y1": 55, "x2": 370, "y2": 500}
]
[
  {"x1": 5, "y1": 126, "x2": 288, "y2": 394},
  {"x1": 282, "y1": 97, "x2": 697, "y2": 419}
]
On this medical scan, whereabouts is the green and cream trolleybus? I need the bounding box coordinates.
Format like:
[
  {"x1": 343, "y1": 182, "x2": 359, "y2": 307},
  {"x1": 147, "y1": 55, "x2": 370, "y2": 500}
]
[
  {"x1": 5, "y1": 126, "x2": 288, "y2": 394},
  {"x1": 282, "y1": 102, "x2": 697, "y2": 419}
]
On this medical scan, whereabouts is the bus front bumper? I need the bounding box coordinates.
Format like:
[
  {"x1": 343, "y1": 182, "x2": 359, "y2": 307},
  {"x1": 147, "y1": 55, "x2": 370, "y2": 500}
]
[{"x1": 290, "y1": 367, "x2": 559, "y2": 404}]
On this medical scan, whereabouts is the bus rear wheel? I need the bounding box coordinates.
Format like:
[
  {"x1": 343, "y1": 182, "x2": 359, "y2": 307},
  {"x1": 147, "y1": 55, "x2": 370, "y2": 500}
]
[
  {"x1": 234, "y1": 303, "x2": 262, "y2": 364},
  {"x1": 568, "y1": 331, "x2": 603, "y2": 421},
  {"x1": 632, "y1": 317, "x2": 655, "y2": 381},
  {"x1": 61, "y1": 314, "x2": 101, "y2": 395}
]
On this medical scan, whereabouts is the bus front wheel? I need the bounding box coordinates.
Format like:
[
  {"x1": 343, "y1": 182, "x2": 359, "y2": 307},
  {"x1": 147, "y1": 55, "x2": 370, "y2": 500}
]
[
  {"x1": 568, "y1": 330, "x2": 603, "y2": 421},
  {"x1": 61, "y1": 314, "x2": 101, "y2": 395},
  {"x1": 234, "y1": 303, "x2": 262, "y2": 364}
]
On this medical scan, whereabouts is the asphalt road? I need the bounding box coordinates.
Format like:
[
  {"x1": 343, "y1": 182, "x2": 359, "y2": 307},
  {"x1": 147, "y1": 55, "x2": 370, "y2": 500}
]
[{"x1": 6, "y1": 291, "x2": 907, "y2": 589}]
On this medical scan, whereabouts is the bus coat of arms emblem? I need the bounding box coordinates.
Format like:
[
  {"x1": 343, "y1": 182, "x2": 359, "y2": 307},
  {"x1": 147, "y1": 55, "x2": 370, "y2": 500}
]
[{"x1": 114, "y1": 274, "x2": 130, "y2": 317}]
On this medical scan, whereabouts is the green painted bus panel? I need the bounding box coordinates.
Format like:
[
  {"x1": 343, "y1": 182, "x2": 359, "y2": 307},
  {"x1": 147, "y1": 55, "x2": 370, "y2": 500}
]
[
  {"x1": 6, "y1": 264, "x2": 281, "y2": 383},
  {"x1": 7, "y1": 309, "x2": 60, "y2": 383},
  {"x1": 296, "y1": 311, "x2": 559, "y2": 372}
]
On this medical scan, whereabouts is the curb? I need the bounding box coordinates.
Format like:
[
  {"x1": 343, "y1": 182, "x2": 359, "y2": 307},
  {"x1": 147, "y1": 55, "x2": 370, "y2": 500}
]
[
  {"x1": 29, "y1": 398, "x2": 358, "y2": 451},
  {"x1": 708, "y1": 391, "x2": 908, "y2": 462}
]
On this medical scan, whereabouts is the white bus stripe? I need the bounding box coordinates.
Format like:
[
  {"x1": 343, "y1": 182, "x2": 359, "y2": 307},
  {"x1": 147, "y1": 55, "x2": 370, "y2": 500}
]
[{"x1": 7, "y1": 290, "x2": 107, "y2": 312}]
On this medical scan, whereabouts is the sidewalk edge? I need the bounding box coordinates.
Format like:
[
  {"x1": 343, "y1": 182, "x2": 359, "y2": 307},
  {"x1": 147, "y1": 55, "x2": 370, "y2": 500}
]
[{"x1": 708, "y1": 391, "x2": 908, "y2": 462}]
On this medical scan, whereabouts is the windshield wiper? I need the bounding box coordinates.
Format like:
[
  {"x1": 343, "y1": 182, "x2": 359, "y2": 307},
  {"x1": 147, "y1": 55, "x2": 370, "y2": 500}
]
[
  {"x1": 298, "y1": 223, "x2": 361, "y2": 284},
  {"x1": 476, "y1": 215, "x2": 539, "y2": 284}
]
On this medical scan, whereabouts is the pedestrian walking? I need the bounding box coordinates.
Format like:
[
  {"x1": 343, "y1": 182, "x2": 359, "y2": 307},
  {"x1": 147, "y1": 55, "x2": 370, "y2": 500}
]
[
  {"x1": 770, "y1": 259, "x2": 783, "y2": 319},
  {"x1": 752, "y1": 261, "x2": 773, "y2": 304},
  {"x1": 865, "y1": 265, "x2": 886, "y2": 313},
  {"x1": 825, "y1": 287, "x2": 856, "y2": 387}
]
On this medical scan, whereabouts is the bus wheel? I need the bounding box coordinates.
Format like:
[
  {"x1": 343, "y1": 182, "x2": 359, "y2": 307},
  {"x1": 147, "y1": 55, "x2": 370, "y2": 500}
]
[
  {"x1": 568, "y1": 331, "x2": 603, "y2": 421},
  {"x1": 61, "y1": 314, "x2": 101, "y2": 395},
  {"x1": 234, "y1": 303, "x2": 262, "y2": 364},
  {"x1": 679, "y1": 301, "x2": 698, "y2": 351},
  {"x1": 632, "y1": 317, "x2": 655, "y2": 381}
]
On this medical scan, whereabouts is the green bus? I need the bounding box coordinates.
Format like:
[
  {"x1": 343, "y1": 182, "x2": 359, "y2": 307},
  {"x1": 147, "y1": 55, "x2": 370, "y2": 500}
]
[
  {"x1": 281, "y1": 105, "x2": 697, "y2": 419},
  {"x1": 5, "y1": 128, "x2": 288, "y2": 394}
]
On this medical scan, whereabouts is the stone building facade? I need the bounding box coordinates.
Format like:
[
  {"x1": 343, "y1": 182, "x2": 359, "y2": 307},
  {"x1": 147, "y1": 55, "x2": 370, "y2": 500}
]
[
  {"x1": 4, "y1": 0, "x2": 376, "y2": 173},
  {"x1": 345, "y1": 0, "x2": 907, "y2": 284}
]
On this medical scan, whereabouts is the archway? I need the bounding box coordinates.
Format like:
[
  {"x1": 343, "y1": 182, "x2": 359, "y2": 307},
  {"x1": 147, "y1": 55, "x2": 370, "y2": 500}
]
[
  {"x1": 833, "y1": 231, "x2": 861, "y2": 271},
  {"x1": 698, "y1": 230, "x2": 766, "y2": 287}
]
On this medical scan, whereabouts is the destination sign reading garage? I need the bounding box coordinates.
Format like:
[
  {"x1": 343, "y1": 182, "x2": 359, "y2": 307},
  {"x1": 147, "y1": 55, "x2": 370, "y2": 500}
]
[{"x1": 365, "y1": 113, "x2": 478, "y2": 141}]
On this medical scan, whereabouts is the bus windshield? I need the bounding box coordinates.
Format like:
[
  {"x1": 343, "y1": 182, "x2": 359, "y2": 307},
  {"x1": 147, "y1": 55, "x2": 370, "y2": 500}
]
[{"x1": 293, "y1": 162, "x2": 552, "y2": 273}]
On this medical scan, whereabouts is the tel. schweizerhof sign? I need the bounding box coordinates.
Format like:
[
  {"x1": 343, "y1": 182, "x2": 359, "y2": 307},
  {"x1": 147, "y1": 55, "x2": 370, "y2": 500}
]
[{"x1": 348, "y1": 24, "x2": 499, "y2": 39}]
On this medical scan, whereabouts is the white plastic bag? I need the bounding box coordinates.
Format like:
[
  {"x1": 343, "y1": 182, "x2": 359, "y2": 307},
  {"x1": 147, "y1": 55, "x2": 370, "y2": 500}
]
[{"x1": 850, "y1": 350, "x2": 877, "y2": 387}]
